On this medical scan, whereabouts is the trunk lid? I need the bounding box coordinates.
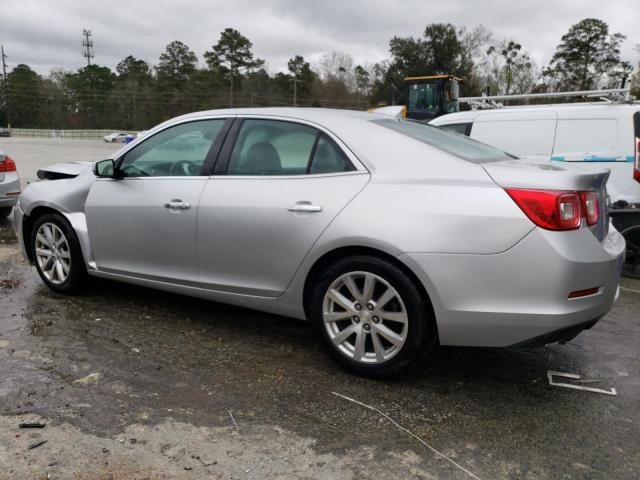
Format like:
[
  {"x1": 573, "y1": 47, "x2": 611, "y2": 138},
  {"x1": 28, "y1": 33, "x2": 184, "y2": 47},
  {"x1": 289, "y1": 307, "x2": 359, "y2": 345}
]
[{"x1": 483, "y1": 159, "x2": 611, "y2": 241}]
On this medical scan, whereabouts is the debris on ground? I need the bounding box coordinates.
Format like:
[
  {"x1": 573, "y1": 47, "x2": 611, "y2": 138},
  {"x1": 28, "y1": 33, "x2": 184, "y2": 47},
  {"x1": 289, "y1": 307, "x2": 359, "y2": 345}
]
[
  {"x1": 547, "y1": 371, "x2": 618, "y2": 396},
  {"x1": 19, "y1": 422, "x2": 46, "y2": 428},
  {"x1": 229, "y1": 410, "x2": 239, "y2": 431},
  {"x1": 28, "y1": 439, "x2": 48, "y2": 450},
  {"x1": 0, "y1": 279, "x2": 20, "y2": 289},
  {"x1": 332, "y1": 392, "x2": 484, "y2": 480},
  {"x1": 73, "y1": 373, "x2": 102, "y2": 385}
]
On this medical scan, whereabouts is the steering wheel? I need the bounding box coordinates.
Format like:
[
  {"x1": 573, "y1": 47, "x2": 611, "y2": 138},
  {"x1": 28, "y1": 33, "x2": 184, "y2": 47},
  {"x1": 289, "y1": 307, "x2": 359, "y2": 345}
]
[{"x1": 169, "y1": 160, "x2": 199, "y2": 176}]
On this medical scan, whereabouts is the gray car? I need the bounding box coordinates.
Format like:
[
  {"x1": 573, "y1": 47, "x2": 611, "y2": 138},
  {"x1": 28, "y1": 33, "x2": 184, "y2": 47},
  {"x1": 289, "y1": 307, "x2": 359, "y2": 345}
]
[
  {"x1": 14, "y1": 108, "x2": 625, "y2": 377},
  {"x1": 0, "y1": 150, "x2": 20, "y2": 218}
]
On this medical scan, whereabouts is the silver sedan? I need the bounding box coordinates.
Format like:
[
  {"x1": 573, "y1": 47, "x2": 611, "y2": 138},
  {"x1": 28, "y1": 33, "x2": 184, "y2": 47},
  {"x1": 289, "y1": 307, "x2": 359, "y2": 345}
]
[
  {"x1": 0, "y1": 150, "x2": 20, "y2": 218},
  {"x1": 14, "y1": 108, "x2": 625, "y2": 377}
]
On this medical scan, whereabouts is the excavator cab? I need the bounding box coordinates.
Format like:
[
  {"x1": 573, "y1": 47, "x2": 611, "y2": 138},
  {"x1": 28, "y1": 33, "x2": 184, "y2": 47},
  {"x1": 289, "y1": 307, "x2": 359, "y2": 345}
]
[{"x1": 403, "y1": 75, "x2": 462, "y2": 121}]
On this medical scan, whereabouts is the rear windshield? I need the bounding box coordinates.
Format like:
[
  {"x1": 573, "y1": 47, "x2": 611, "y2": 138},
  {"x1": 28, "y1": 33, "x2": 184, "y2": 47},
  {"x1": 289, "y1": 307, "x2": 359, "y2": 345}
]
[{"x1": 371, "y1": 118, "x2": 517, "y2": 164}]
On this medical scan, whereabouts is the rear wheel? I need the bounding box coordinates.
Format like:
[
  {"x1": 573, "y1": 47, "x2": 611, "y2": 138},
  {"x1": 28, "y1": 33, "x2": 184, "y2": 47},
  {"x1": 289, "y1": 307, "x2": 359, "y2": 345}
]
[
  {"x1": 613, "y1": 213, "x2": 640, "y2": 279},
  {"x1": 310, "y1": 256, "x2": 436, "y2": 378},
  {"x1": 31, "y1": 213, "x2": 87, "y2": 293},
  {"x1": 0, "y1": 207, "x2": 12, "y2": 218}
]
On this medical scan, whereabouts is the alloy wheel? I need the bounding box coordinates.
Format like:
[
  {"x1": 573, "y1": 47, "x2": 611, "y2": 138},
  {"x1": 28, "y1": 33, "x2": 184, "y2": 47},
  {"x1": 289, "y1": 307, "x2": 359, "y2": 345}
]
[
  {"x1": 322, "y1": 271, "x2": 409, "y2": 364},
  {"x1": 35, "y1": 222, "x2": 71, "y2": 285}
]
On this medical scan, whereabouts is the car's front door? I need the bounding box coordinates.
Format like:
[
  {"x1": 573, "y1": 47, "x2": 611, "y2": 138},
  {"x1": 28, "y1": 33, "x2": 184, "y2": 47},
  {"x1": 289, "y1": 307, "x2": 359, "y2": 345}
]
[
  {"x1": 197, "y1": 118, "x2": 370, "y2": 296},
  {"x1": 85, "y1": 118, "x2": 229, "y2": 283}
]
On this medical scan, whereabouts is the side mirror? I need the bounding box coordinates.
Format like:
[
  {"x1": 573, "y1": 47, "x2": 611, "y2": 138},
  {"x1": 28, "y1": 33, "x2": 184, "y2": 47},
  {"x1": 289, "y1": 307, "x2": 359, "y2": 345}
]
[{"x1": 94, "y1": 159, "x2": 116, "y2": 178}]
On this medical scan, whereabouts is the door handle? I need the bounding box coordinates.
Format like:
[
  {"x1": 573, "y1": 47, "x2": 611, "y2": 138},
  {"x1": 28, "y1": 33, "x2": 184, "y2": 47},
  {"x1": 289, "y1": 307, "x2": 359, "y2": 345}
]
[
  {"x1": 164, "y1": 200, "x2": 191, "y2": 210},
  {"x1": 288, "y1": 202, "x2": 323, "y2": 213}
]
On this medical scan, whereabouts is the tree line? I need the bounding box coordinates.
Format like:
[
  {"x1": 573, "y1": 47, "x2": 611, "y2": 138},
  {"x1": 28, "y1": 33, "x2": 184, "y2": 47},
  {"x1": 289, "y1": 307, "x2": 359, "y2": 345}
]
[{"x1": 1, "y1": 18, "x2": 638, "y2": 130}]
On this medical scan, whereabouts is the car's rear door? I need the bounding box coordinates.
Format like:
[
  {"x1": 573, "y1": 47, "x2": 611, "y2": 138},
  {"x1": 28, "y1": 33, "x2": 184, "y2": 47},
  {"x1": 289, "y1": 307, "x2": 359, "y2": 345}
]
[
  {"x1": 85, "y1": 118, "x2": 230, "y2": 283},
  {"x1": 197, "y1": 117, "x2": 370, "y2": 297}
]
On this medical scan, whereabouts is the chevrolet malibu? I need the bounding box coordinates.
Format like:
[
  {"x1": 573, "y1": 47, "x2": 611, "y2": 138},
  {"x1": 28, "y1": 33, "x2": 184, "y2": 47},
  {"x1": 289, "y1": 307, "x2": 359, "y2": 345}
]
[{"x1": 14, "y1": 108, "x2": 625, "y2": 377}]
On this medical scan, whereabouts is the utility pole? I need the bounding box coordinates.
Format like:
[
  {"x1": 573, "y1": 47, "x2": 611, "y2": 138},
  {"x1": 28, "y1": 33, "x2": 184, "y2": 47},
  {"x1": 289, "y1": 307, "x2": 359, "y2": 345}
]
[
  {"x1": 82, "y1": 29, "x2": 94, "y2": 66},
  {"x1": 1, "y1": 45, "x2": 9, "y2": 128},
  {"x1": 290, "y1": 73, "x2": 302, "y2": 107}
]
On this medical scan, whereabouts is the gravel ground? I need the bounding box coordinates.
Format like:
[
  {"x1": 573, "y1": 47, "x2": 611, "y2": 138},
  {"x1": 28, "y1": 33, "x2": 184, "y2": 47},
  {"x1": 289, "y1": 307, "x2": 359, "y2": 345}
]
[{"x1": 0, "y1": 138, "x2": 639, "y2": 479}]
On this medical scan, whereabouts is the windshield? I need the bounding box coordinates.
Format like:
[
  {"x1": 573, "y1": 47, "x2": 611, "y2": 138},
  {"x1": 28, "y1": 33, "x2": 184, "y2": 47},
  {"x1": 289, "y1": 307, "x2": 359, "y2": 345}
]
[
  {"x1": 371, "y1": 118, "x2": 517, "y2": 164},
  {"x1": 407, "y1": 82, "x2": 439, "y2": 112}
]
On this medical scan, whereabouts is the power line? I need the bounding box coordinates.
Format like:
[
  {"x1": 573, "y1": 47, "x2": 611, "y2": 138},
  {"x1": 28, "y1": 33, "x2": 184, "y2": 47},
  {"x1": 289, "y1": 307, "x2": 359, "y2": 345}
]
[
  {"x1": 1, "y1": 45, "x2": 9, "y2": 127},
  {"x1": 82, "y1": 29, "x2": 94, "y2": 66}
]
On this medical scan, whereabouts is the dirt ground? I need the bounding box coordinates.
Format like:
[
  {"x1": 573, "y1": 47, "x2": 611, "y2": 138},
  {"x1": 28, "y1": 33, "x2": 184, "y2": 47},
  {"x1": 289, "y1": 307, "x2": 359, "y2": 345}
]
[{"x1": 1, "y1": 138, "x2": 639, "y2": 479}]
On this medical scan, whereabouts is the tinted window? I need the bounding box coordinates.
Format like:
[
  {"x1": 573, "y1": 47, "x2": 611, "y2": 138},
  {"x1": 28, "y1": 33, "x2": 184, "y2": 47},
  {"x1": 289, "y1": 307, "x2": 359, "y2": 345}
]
[
  {"x1": 310, "y1": 134, "x2": 354, "y2": 174},
  {"x1": 228, "y1": 120, "x2": 316, "y2": 175},
  {"x1": 439, "y1": 123, "x2": 470, "y2": 136},
  {"x1": 227, "y1": 120, "x2": 354, "y2": 175},
  {"x1": 371, "y1": 118, "x2": 516, "y2": 163},
  {"x1": 119, "y1": 119, "x2": 225, "y2": 177}
]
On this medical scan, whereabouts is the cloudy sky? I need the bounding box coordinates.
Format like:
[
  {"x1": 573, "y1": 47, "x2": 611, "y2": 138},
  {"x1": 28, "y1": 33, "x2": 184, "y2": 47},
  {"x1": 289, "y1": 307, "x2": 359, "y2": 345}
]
[{"x1": 2, "y1": 0, "x2": 639, "y2": 76}]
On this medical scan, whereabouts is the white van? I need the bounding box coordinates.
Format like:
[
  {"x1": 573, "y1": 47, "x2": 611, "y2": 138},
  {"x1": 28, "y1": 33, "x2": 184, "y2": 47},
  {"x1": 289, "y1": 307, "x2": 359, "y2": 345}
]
[{"x1": 430, "y1": 103, "x2": 640, "y2": 206}]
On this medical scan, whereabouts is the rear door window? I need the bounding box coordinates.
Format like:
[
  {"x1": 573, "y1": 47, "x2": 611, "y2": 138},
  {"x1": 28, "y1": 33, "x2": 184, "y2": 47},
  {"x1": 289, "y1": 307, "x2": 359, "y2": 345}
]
[{"x1": 226, "y1": 119, "x2": 354, "y2": 175}]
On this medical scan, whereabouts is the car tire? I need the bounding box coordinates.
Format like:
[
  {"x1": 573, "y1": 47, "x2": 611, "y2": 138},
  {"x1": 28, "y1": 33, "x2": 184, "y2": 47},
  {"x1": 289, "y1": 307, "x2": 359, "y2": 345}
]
[
  {"x1": 613, "y1": 213, "x2": 640, "y2": 279},
  {"x1": 621, "y1": 224, "x2": 640, "y2": 279},
  {"x1": 0, "y1": 207, "x2": 12, "y2": 218},
  {"x1": 30, "y1": 213, "x2": 87, "y2": 294},
  {"x1": 309, "y1": 255, "x2": 437, "y2": 378}
]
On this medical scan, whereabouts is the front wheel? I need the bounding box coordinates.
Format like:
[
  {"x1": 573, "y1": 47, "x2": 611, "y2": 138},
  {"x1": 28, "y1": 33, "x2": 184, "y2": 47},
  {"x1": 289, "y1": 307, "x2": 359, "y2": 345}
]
[
  {"x1": 310, "y1": 256, "x2": 436, "y2": 378},
  {"x1": 0, "y1": 206, "x2": 12, "y2": 218},
  {"x1": 31, "y1": 213, "x2": 87, "y2": 293}
]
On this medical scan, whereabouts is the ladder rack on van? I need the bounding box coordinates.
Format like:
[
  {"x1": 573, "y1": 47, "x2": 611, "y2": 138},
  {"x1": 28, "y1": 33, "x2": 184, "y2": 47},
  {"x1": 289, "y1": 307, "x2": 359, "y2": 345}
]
[{"x1": 460, "y1": 88, "x2": 634, "y2": 110}]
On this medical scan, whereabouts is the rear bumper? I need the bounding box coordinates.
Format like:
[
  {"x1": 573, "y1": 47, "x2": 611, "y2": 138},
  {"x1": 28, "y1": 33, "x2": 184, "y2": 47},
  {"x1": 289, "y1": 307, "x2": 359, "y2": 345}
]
[
  {"x1": 0, "y1": 173, "x2": 21, "y2": 207},
  {"x1": 0, "y1": 196, "x2": 18, "y2": 207},
  {"x1": 400, "y1": 223, "x2": 625, "y2": 347}
]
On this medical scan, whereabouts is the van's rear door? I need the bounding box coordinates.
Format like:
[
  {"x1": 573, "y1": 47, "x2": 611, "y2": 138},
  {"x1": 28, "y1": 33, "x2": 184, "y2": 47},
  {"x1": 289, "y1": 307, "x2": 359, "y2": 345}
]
[{"x1": 471, "y1": 110, "x2": 557, "y2": 161}]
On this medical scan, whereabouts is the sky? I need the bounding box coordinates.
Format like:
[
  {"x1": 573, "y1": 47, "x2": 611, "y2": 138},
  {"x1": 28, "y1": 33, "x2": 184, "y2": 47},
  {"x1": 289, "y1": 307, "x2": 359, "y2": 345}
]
[{"x1": 2, "y1": 0, "x2": 639, "y2": 76}]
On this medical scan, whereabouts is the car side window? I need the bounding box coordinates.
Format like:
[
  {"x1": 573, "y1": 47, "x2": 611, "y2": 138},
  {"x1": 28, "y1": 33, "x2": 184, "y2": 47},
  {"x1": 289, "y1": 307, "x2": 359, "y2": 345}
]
[
  {"x1": 227, "y1": 119, "x2": 355, "y2": 176},
  {"x1": 439, "y1": 123, "x2": 471, "y2": 136},
  {"x1": 227, "y1": 119, "x2": 318, "y2": 175},
  {"x1": 118, "y1": 119, "x2": 226, "y2": 177},
  {"x1": 309, "y1": 134, "x2": 354, "y2": 174}
]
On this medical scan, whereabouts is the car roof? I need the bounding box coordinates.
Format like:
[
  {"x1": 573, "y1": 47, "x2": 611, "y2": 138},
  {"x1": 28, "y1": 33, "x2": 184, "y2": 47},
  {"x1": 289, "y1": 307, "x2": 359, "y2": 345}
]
[
  {"x1": 172, "y1": 107, "x2": 387, "y2": 125},
  {"x1": 432, "y1": 102, "x2": 640, "y2": 124}
]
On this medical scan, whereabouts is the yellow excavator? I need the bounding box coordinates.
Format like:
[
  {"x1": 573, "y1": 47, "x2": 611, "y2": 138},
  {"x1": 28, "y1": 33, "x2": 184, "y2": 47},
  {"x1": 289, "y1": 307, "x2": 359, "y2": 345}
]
[{"x1": 372, "y1": 75, "x2": 463, "y2": 121}]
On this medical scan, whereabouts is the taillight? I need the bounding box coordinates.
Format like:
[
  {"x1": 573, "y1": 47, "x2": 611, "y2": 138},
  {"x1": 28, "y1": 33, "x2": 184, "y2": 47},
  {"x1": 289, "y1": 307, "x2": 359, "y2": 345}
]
[
  {"x1": 506, "y1": 188, "x2": 602, "y2": 231},
  {"x1": 0, "y1": 156, "x2": 17, "y2": 173},
  {"x1": 505, "y1": 189, "x2": 582, "y2": 230},
  {"x1": 580, "y1": 191, "x2": 599, "y2": 226},
  {"x1": 634, "y1": 137, "x2": 640, "y2": 183}
]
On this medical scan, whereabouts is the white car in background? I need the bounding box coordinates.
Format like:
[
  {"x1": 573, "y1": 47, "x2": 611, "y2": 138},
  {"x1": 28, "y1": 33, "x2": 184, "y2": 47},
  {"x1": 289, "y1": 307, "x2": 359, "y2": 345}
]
[
  {"x1": 103, "y1": 132, "x2": 135, "y2": 143},
  {"x1": 0, "y1": 150, "x2": 21, "y2": 218}
]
